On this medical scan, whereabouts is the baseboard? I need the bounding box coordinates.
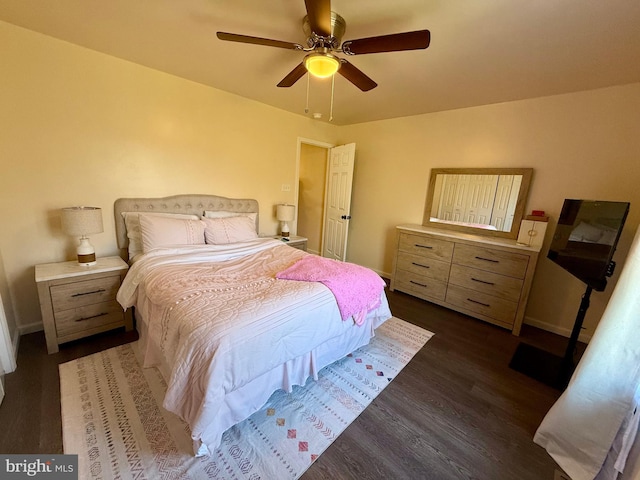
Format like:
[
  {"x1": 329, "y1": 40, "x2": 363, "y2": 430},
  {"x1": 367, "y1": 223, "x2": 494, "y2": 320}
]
[
  {"x1": 18, "y1": 322, "x2": 43, "y2": 336},
  {"x1": 523, "y1": 316, "x2": 592, "y2": 343}
]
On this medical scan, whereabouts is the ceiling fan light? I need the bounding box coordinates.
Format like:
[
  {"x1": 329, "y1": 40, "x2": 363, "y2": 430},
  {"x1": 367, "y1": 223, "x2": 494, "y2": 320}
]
[{"x1": 304, "y1": 53, "x2": 340, "y2": 78}]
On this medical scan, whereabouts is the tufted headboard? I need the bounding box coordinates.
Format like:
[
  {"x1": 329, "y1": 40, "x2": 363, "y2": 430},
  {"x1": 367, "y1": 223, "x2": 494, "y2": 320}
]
[{"x1": 114, "y1": 194, "x2": 260, "y2": 249}]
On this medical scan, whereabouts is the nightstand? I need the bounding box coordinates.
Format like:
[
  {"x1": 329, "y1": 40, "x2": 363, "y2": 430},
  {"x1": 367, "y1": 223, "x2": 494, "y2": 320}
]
[
  {"x1": 273, "y1": 235, "x2": 308, "y2": 251},
  {"x1": 35, "y1": 256, "x2": 133, "y2": 354}
]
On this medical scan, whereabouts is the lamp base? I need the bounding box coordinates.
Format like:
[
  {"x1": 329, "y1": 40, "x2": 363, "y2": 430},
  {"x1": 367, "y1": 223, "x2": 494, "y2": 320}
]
[{"x1": 77, "y1": 237, "x2": 97, "y2": 266}]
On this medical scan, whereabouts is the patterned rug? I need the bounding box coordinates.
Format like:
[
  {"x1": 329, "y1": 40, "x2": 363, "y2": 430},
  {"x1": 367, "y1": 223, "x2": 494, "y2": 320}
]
[{"x1": 60, "y1": 317, "x2": 433, "y2": 479}]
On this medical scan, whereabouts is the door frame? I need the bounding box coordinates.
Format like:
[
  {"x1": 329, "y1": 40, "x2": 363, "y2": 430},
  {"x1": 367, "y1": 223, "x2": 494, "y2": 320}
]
[{"x1": 295, "y1": 137, "x2": 335, "y2": 253}]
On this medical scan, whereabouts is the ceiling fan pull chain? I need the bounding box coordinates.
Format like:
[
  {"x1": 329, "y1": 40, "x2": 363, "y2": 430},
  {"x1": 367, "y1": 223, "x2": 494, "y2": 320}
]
[
  {"x1": 305, "y1": 73, "x2": 310, "y2": 114},
  {"x1": 329, "y1": 74, "x2": 335, "y2": 122}
]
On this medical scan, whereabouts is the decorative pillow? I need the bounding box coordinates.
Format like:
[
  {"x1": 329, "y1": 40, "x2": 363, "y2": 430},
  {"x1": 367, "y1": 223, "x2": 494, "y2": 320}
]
[
  {"x1": 202, "y1": 216, "x2": 258, "y2": 245},
  {"x1": 138, "y1": 214, "x2": 205, "y2": 253},
  {"x1": 122, "y1": 212, "x2": 200, "y2": 259}
]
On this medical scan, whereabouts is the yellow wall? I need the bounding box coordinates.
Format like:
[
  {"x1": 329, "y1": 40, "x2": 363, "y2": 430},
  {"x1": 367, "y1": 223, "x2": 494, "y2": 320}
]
[
  {"x1": 2, "y1": 20, "x2": 640, "y2": 341},
  {"x1": 341, "y1": 83, "x2": 640, "y2": 338},
  {"x1": 0, "y1": 22, "x2": 338, "y2": 332}
]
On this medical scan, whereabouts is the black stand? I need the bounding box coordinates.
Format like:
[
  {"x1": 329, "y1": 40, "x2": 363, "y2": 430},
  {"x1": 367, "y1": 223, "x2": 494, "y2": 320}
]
[{"x1": 509, "y1": 285, "x2": 592, "y2": 390}]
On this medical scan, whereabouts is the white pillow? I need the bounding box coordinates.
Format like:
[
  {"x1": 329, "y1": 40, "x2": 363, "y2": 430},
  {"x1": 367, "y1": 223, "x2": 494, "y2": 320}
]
[
  {"x1": 139, "y1": 214, "x2": 205, "y2": 253},
  {"x1": 203, "y1": 210, "x2": 257, "y2": 223},
  {"x1": 122, "y1": 212, "x2": 201, "y2": 258},
  {"x1": 202, "y1": 216, "x2": 258, "y2": 245}
]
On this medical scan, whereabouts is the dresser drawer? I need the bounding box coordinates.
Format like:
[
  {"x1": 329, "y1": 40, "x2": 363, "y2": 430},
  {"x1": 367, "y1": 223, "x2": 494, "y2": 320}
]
[
  {"x1": 50, "y1": 275, "x2": 121, "y2": 312},
  {"x1": 398, "y1": 233, "x2": 454, "y2": 262},
  {"x1": 55, "y1": 301, "x2": 125, "y2": 337},
  {"x1": 449, "y1": 264, "x2": 523, "y2": 302},
  {"x1": 446, "y1": 284, "x2": 518, "y2": 326},
  {"x1": 393, "y1": 270, "x2": 447, "y2": 302},
  {"x1": 452, "y1": 244, "x2": 529, "y2": 279},
  {"x1": 396, "y1": 251, "x2": 451, "y2": 283}
]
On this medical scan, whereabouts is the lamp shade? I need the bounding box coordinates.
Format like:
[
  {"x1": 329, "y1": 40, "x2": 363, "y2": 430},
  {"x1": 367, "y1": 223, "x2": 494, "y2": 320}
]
[
  {"x1": 276, "y1": 204, "x2": 295, "y2": 222},
  {"x1": 304, "y1": 53, "x2": 340, "y2": 78},
  {"x1": 61, "y1": 207, "x2": 104, "y2": 236}
]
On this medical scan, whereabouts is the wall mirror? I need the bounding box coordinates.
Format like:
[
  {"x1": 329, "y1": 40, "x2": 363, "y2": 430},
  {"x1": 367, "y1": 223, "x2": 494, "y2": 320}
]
[{"x1": 423, "y1": 168, "x2": 533, "y2": 239}]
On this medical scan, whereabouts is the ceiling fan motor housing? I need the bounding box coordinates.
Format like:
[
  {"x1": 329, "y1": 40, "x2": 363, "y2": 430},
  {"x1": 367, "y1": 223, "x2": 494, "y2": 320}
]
[{"x1": 303, "y1": 11, "x2": 346, "y2": 49}]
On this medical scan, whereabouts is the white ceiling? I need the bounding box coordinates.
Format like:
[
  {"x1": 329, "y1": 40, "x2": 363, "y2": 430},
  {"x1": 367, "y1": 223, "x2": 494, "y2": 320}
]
[{"x1": 2, "y1": 0, "x2": 640, "y2": 125}]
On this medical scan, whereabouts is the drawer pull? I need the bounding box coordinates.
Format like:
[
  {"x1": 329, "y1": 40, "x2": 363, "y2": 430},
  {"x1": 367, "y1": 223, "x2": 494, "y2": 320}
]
[
  {"x1": 471, "y1": 277, "x2": 495, "y2": 286},
  {"x1": 71, "y1": 288, "x2": 106, "y2": 297},
  {"x1": 475, "y1": 256, "x2": 499, "y2": 264},
  {"x1": 467, "y1": 298, "x2": 491, "y2": 308},
  {"x1": 415, "y1": 244, "x2": 433, "y2": 249},
  {"x1": 76, "y1": 312, "x2": 109, "y2": 322},
  {"x1": 411, "y1": 262, "x2": 430, "y2": 269},
  {"x1": 410, "y1": 280, "x2": 428, "y2": 288}
]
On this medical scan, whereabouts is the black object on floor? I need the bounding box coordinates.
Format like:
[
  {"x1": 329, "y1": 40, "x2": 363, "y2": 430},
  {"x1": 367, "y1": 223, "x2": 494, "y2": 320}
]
[{"x1": 509, "y1": 343, "x2": 571, "y2": 391}]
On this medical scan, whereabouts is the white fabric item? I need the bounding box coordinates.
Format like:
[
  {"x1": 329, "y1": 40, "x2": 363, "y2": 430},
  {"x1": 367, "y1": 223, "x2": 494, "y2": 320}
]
[
  {"x1": 121, "y1": 212, "x2": 200, "y2": 260},
  {"x1": 203, "y1": 210, "x2": 258, "y2": 223},
  {"x1": 139, "y1": 214, "x2": 205, "y2": 253},
  {"x1": 116, "y1": 239, "x2": 392, "y2": 455},
  {"x1": 534, "y1": 226, "x2": 640, "y2": 480},
  {"x1": 201, "y1": 215, "x2": 258, "y2": 244}
]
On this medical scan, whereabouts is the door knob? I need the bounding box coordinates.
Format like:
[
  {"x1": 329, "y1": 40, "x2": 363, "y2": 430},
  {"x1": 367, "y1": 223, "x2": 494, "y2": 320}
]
[{"x1": 341, "y1": 215, "x2": 352, "y2": 220}]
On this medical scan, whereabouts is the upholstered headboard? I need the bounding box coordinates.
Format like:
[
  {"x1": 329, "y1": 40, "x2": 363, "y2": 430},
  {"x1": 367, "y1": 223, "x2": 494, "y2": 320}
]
[{"x1": 114, "y1": 194, "x2": 260, "y2": 249}]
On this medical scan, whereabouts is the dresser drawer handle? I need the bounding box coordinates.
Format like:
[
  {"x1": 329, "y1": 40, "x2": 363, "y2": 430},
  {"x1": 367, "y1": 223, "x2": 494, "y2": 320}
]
[
  {"x1": 467, "y1": 298, "x2": 491, "y2": 308},
  {"x1": 71, "y1": 288, "x2": 106, "y2": 297},
  {"x1": 415, "y1": 244, "x2": 433, "y2": 249},
  {"x1": 471, "y1": 277, "x2": 495, "y2": 286},
  {"x1": 410, "y1": 280, "x2": 428, "y2": 288},
  {"x1": 76, "y1": 312, "x2": 109, "y2": 322},
  {"x1": 411, "y1": 262, "x2": 430, "y2": 269},
  {"x1": 475, "y1": 256, "x2": 499, "y2": 263}
]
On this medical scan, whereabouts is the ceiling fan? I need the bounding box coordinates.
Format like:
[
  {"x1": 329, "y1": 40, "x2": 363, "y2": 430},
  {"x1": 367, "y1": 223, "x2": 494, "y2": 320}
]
[{"x1": 216, "y1": 0, "x2": 431, "y2": 92}]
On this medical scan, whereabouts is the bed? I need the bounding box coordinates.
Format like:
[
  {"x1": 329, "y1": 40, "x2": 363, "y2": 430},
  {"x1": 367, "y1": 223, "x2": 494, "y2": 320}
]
[{"x1": 113, "y1": 194, "x2": 392, "y2": 456}]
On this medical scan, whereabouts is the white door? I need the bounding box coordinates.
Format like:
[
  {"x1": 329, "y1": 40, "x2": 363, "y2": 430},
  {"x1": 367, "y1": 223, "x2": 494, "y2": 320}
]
[
  {"x1": 322, "y1": 143, "x2": 356, "y2": 261},
  {"x1": 465, "y1": 175, "x2": 499, "y2": 224}
]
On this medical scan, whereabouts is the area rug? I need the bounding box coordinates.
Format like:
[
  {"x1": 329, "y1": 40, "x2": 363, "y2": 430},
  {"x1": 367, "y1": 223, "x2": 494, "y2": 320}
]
[{"x1": 60, "y1": 316, "x2": 433, "y2": 479}]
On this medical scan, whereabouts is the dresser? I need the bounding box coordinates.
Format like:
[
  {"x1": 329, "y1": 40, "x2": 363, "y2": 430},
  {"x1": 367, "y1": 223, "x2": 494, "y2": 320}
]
[
  {"x1": 390, "y1": 224, "x2": 541, "y2": 335},
  {"x1": 35, "y1": 256, "x2": 133, "y2": 353}
]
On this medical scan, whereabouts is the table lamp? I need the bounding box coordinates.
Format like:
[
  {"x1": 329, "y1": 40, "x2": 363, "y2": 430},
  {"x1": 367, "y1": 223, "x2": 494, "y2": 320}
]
[
  {"x1": 276, "y1": 204, "x2": 295, "y2": 238},
  {"x1": 61, "y1": 206, "x2": 104, "y2": 266}
]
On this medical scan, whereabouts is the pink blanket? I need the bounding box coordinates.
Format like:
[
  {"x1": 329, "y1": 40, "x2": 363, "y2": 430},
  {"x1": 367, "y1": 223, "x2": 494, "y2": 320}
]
[{"x1": 276, "y1": 255, "x2": 385, "y2": 325}]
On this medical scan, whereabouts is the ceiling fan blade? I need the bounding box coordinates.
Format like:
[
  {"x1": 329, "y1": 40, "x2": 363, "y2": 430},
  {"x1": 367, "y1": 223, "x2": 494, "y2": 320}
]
[
  {"x1": 277, "y1": 63, "x2": 308, "y2": 88},
  {"x1": 304, "y1": 0, "x2": 332, "y2": 37},
  {"x1": 337, "y1": 60, "x2": 377, "y2": 92},
  {"x1": 342, "y1": 30, "x2": 431, "y2": 55},
  {"x1": 217, "y1": 32, "x2": 302, "y2": 50}
]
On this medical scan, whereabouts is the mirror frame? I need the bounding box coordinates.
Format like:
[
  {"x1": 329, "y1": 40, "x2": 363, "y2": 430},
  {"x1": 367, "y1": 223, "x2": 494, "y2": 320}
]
[{"x1": 422, "y1": 167, "x2": 533, "y2": 239}]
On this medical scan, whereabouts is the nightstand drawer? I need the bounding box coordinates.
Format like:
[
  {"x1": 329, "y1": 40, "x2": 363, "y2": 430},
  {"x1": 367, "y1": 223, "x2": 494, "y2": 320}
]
[
  {"x1": 51, "y1": 275, "x2": 120, "y2": 312},
  {"x1": 55, "y1": 301, "x2": 124, "y2": 337}
]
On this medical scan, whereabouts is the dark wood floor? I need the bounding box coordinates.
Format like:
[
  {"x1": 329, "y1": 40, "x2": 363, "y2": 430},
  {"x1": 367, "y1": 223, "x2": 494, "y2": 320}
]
[{"x1": 0, "y1": 287, "x2": 575, "y2": 479}]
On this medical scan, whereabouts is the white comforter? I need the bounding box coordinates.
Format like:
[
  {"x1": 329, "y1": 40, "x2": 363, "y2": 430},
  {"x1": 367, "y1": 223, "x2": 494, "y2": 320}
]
[{"x1": 117, "y1": 238, "x2": 391, "y2": 454}]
